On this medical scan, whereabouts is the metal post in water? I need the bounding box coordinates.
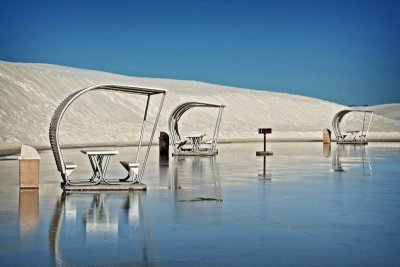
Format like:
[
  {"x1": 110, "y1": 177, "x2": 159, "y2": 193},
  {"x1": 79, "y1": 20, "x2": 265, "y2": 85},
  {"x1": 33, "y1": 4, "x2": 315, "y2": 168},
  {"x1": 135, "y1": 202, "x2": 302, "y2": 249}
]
[
  {"x1": 256, "y1": 128, "x2": 273, "y2": 179},
  {"x1": 256, "y1": 128, "x2": 273, "y2": 156}
]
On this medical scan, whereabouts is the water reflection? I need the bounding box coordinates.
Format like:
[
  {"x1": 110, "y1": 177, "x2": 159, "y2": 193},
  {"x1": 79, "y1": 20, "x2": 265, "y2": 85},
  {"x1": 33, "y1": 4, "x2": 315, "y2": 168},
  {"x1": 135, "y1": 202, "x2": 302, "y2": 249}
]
[
  {"x1": 332, "y1": 145, "x2": 373, "y2": 175},
  {"x1": 170, "y1": 156, "x2": 222, "y2": 189},
  {"x1": 159, "y1": 154, "x2": 169, "y2": 182},
  {"x1": 2, "y1": 143, "x2": 399, "y2": 266},
  {"x1": 258, "y1": 155, "x2": 272, "y2": 180},
  {"x1": 49, "y1": 192, "x2": 159, "y2": 266},
  {"x1": 323, "y1": 143, "x2": 331, "y2": 158},
  {"x1": 84, "y1": 194, "x2": 118, "y2": 236},
  {"x1": 169, "y1": 156, "x2": 223, "y2": 224},
  {"x1": 19, "y1": 189, "x2": 39, "y2": 236}
]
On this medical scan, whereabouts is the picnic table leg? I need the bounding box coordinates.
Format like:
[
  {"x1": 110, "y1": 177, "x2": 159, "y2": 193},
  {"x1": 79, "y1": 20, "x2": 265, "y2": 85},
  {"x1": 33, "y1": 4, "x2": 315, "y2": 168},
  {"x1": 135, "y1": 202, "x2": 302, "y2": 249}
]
[
  {"x1": 102, "y1": 156, "x2": 111, "y2": 179},
  {"x1": 92, "y1": 156, "x2": 103, "y2": 183},
  {"x1": 88, "y1": 155, "x2": 101, "y2": 182},
  {"x1": 193, "y1": 137, "x2": 201, "y2": 151},
  {"x1": 100, "y1": 156, "x2": 115, "y2": 185},
  {"x1": 89, "y1": 155, "x2": 109, "y2": 184}
]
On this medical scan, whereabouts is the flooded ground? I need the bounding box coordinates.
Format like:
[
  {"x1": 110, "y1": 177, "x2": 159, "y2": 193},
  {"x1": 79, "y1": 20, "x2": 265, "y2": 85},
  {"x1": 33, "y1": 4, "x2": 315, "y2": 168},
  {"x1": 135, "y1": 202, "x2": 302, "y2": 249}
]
[{"x1": 1, "y1": 142, "x2": 400, "y2": 266}]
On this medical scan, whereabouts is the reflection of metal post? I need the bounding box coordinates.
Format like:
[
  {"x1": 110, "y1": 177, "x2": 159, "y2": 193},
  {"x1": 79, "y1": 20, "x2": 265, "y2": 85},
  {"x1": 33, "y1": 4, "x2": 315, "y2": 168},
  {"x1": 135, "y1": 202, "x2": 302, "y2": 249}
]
[
  {"x1": 169, "y1": 157, "x2": 183, "y2": 189},
  {"x1": 360, "y1": 146, "x2": 373, "y2": 176},
  {"x1": 332, "y1": 145, "x2": 345, "y2": 172},
  {"x1": 263, "y1": 156, "x2": 266, "y2": 176}
]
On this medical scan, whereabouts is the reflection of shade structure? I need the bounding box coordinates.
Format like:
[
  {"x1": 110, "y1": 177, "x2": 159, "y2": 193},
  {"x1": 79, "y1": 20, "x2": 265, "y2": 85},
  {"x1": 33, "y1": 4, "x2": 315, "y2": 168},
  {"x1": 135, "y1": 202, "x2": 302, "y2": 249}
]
[
  {"x1": 169, "y1": 157, "x2": 187, "y2": 189},
  {"x1": 170, "y1": 156, "x2": 222, "y2": 189},
  {"x1": 332, "y1": 145, "x2": 373, "y2": 175},
  {"x1": 19, "y1": 189, "x2": 39, "y2": 234},
  {"x1": 170, "y1": 156, "x2": 223, "y2": 224},
  {"x1": 49, "y1": 192, "x2": 159, "y2": 266},
  {"x1": 84, "y1": 194, "x2": 118, "y2": 237}
]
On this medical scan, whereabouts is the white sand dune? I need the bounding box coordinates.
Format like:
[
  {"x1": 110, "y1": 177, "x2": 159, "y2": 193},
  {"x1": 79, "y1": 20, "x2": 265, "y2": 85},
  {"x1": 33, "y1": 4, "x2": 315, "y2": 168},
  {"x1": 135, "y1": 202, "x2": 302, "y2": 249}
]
[
  {"x1": 356, "y1": 104, "x2": 400, "y2": 121},
  {"x1": 1, "y1": 60, "x2": 399, "y2": 153}
]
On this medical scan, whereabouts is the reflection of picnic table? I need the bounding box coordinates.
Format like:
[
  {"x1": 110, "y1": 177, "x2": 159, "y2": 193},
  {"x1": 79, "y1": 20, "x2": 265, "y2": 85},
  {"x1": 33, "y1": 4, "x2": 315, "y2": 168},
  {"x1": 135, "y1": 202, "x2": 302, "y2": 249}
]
[
  {"x1": 185, "y1": 133, "x2": 206, "y2": 152},
  {"x1": 81, "y1": 150, "x2": 119, "y2": 184}
]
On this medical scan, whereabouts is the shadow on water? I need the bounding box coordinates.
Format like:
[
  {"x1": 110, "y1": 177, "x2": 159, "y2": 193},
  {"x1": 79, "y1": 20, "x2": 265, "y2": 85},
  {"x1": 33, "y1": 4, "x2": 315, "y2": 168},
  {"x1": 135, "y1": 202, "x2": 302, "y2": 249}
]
[{"x1": 48, "y1": 192, "x2": 160, "y2": 266}]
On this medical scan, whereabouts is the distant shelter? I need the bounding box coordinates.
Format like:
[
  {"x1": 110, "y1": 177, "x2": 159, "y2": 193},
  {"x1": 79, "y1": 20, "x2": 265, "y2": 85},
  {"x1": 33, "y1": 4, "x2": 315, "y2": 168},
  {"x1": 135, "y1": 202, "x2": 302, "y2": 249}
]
[
  {"x1": 168, "y1": 102, "x2": 225, "y2": 156},
  {"x1": 332, "y1": 110, "x2": 374, "y2": 145}
]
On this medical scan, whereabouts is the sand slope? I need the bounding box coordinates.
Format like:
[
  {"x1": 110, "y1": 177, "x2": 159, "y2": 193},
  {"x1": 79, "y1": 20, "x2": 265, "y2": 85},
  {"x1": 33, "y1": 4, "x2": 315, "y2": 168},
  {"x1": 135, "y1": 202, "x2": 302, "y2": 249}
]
[
  {"x1": 358, "y1": 104, "x2": 400, "y2": 121},
  {"x1": 1, "y1": 61, "x2": 399, "y2": 152}
]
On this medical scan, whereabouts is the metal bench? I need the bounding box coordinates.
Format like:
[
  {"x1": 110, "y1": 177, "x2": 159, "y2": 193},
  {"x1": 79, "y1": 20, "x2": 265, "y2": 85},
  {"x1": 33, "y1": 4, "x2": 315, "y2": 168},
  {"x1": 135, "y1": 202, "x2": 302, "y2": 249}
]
[
  {"x1": 65, "y1": 162, "x2": 77, "y2": 179},
  {"x1": 174, "y1": 140, "x2": 188, "y2": 151},
  {"x1": 119, "y1": 161, "x2": 140, "y2": 183}
]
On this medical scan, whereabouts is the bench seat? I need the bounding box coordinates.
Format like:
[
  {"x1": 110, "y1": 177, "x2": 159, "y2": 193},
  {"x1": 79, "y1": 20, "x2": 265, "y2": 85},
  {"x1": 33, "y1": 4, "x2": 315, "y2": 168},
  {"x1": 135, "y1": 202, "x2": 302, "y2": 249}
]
[
  {"x1": 63, "y1": 162, "x2": 77, "y2": 183},
  {"x1": 120, "y1": 161, "x2": 139, "y2": 170},
  {"x1": 119, "y1": 161, "x2": 139, "y2": 183},
  {"x1": 174, "y1": 140, "x2": 187, "y2": 150},
  {"x1": 65, "y1": 162, "x2": 77, "y2": 170}
]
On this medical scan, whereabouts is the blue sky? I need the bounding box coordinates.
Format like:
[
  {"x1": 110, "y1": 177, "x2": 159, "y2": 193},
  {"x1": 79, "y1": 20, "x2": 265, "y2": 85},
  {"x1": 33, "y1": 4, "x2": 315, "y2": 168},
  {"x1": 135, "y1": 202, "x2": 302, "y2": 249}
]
[{"x1": 1, "y1": 0, "x2": 399, "y2": 105}]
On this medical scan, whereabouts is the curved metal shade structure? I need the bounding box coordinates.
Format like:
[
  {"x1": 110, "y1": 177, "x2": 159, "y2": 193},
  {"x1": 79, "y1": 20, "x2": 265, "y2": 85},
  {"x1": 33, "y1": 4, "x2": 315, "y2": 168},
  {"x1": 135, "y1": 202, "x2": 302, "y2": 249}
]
[
  {"x1": 332, "y1": 109, "x2": 373, "y2": 144},
  {"x1": 49, "y1": 84, "x2": 167, "y2": 185},
  {"x1": 168, "y1": 102, "x2": 225, "y2": 155}
]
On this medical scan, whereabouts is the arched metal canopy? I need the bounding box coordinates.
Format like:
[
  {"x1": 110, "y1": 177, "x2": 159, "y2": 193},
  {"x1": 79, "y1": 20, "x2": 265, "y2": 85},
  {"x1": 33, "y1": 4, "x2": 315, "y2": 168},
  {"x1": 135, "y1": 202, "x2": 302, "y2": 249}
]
[
  {"x1": 332, "y1": 109, "x2": 374, "y2": 144},
  {"x1": 168, "y1": 102, "x2": 225, "y2": 154},
  {"x1": 49, "y1": 84, "x2": 167, "y2": 184}
]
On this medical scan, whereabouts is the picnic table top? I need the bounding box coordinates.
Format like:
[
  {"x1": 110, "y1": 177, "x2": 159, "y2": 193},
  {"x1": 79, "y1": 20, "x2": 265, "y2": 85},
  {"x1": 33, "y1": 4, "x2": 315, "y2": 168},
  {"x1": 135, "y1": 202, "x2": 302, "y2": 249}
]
[{"x1": 80, "y1": 149, "x2": 119, "y2": 155}]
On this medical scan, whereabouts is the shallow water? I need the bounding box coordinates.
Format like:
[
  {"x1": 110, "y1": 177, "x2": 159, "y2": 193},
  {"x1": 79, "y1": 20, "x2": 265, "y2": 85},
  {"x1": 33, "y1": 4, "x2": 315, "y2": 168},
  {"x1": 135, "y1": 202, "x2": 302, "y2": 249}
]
[{"x1": 1, "y1": 142, "x2": 400, "y2": 266}]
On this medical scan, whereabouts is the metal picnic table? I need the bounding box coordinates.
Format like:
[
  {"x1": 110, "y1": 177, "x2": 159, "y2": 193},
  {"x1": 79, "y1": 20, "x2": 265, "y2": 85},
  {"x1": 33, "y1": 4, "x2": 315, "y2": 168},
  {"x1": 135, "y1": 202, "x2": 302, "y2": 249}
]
[{"x1": 81, "y1": 149, "x2": 119, "y2": 184}]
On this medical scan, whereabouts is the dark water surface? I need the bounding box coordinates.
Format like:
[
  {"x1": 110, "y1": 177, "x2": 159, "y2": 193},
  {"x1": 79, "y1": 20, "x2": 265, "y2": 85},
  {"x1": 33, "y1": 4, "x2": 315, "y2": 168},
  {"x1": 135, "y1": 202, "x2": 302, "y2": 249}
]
[{"x1": 1, "y1": 143, "x2": 400, "y2": 266}]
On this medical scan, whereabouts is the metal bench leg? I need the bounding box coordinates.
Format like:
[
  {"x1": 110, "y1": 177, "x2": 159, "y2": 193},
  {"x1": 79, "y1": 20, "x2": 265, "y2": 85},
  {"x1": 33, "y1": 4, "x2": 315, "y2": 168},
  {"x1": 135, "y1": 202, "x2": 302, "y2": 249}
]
[
  {"x1": 119, "y1": 166, "x2": 139, "y2": 183},
  {"x1": 120, "y1": 171, "x2": 131, "y2": 182}
]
